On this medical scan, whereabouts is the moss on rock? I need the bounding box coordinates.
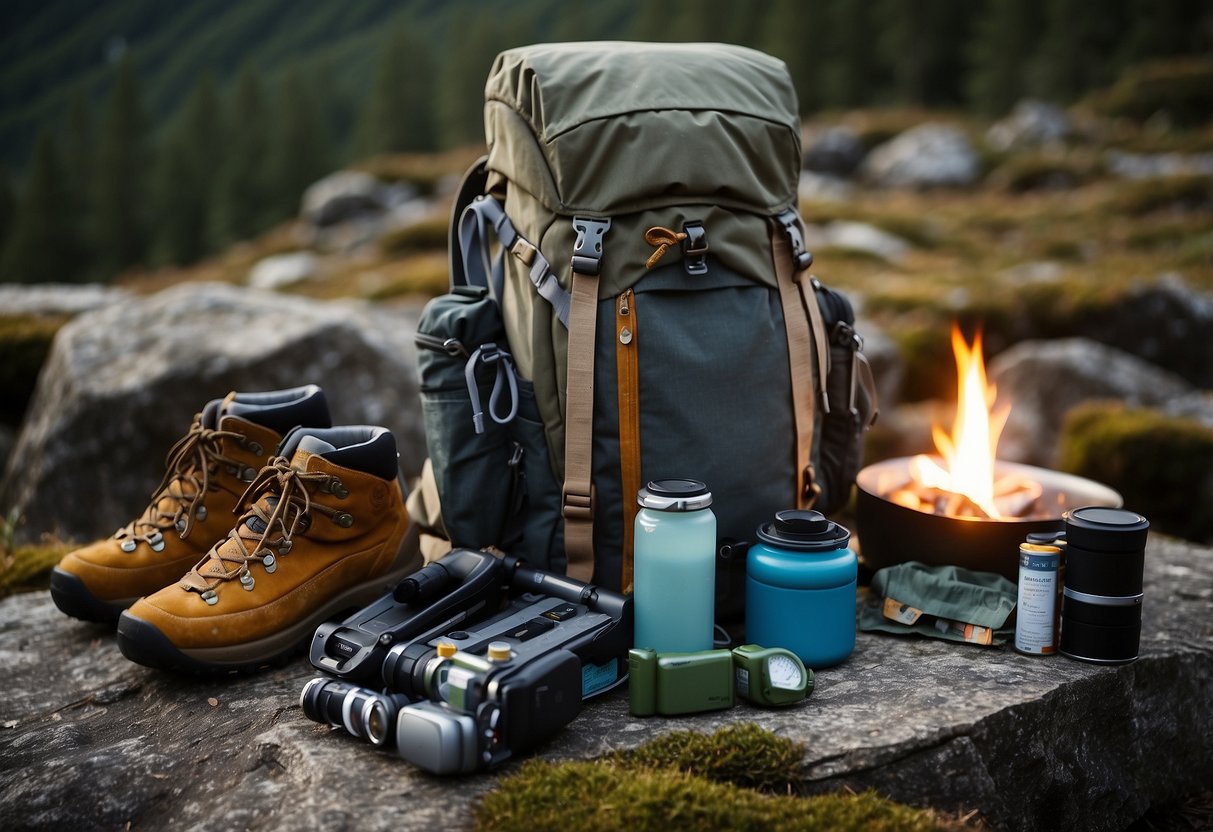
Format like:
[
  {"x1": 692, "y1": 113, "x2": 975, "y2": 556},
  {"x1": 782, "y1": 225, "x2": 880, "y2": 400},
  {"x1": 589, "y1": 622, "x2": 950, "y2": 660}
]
[
  {"x1": 1060, "y1": 403, "x2": 1213, "y2": 542},
  {"x1": 474, "y1": 724, "x2": 962, "y2": 832},
  {"x1": 0, "y1": 313, "x2": 67, "y2": 425}
]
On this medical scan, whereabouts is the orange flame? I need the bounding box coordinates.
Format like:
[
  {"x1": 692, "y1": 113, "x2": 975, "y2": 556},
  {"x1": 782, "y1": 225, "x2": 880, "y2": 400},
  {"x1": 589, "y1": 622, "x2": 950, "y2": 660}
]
[{"x1": 909, "y1": 324, "x2": 1010, "y2": 518}]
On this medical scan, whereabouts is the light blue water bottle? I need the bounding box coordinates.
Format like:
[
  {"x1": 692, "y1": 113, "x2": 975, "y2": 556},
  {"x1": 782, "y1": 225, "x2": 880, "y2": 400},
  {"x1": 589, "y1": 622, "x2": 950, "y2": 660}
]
[
  {"x1": 633, "y1": 479, "x2": 717, "y2": 653},
  {"x1": 746, "y1": 509, "x2": 856, "y2": 668}
]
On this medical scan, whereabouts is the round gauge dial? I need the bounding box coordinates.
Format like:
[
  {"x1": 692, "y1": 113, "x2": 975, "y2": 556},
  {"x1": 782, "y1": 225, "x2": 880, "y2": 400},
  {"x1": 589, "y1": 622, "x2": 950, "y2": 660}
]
[{"x1": 767, "y1": 653, "x2": 804, "y2": 689}]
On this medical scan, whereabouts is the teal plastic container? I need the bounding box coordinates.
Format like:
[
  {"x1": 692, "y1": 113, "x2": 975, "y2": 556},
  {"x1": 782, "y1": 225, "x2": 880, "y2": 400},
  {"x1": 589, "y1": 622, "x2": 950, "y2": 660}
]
[
  {"x1": 746, "y1": 510, "x2": 856, "y2": 668},
  {"x1": 633, "y1": 479, "x2": 717, "y2": 653}
]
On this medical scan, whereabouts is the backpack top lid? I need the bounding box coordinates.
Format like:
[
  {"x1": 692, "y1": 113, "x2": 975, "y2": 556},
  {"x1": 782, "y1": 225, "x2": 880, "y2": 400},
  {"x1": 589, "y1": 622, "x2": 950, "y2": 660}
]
[{"x1": 484, "y1": 41, "x2": 802, "y2": 216}]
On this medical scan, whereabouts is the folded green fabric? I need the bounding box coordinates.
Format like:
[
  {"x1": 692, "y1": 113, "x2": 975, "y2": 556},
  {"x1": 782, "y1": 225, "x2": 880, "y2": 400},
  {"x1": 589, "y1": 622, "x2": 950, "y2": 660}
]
[{"x1": 860, "y1": 561, "x2": 1017, "y2": 646}]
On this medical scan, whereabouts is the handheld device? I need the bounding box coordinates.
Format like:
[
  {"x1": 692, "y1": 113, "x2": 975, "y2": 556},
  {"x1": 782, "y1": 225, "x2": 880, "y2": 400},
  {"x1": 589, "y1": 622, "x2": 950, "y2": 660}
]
[{"x1": 629, "y1": 644, "x2": 812, "y2": 716}]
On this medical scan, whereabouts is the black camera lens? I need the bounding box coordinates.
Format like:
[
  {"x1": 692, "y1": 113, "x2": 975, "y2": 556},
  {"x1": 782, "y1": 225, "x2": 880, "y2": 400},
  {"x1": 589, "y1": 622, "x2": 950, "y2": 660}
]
[{"x1": 300, "y1": 676, "x2": 409, "y2": 747}]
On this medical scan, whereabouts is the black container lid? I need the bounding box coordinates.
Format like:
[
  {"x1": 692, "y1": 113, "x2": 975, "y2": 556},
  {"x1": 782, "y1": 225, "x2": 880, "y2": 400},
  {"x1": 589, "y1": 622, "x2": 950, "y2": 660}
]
[
  {"x1": 1064, "y1": 506, "x2": 1149, "y2": 553},
  {"x1": 756, "y1": 509, "x2": 851, "y2": 552},
  {"x1": 637, "y1": 479, "x2": 712, "y2": 511}
]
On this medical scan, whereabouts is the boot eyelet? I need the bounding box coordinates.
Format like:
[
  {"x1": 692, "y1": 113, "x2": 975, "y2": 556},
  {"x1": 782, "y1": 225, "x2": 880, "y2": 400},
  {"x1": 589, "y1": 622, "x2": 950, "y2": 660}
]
[
  {"x1": 175, "y1": 518, "x2": 187, "y2": 534},
  {"x1": 277, "y1": 539, "x2": 292, "y2": 556},
  {"x1": 332, "y1": 512, "x2": 354, "y2": 528},
  {"x1": 201, "y1": 589, "x2": 219, "y2": 606},
  {"x1": 246, "y1": 441, "x2": 263, "y2": 456},
  {"x1": 120, "y1": 540, "x2": 137, "y2": 553},
  {"x1": 322, "y1": 478, "x2": 349, "y2": 499},
  {"x1": 240, "y1": 466, "x2": 257, "y2": 482},
  {"x1": 148, "y1": 531, "x2": 166, "y2": 552},
  {"x1": 195, "y1": 505, "x2": 208, "y2": 521},
  {"x1": 263, "y1": 553, "x2": 277, "y2": 574},
  {"x1": 240, "y1": 572, "x2": 255, "y2": 591}
]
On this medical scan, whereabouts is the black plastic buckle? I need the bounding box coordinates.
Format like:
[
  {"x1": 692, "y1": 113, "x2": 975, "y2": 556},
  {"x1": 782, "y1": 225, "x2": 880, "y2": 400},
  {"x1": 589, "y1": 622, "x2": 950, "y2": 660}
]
[
  {"x1": 681, "y1": 221, "x2": 708, "y2": 275},
  {"x1": 776, "y1": 208, "x2": 814, "y2": 271},
  {"x1": 571, "y1": 217, "x2": 612, "y2": 276},
  {"x1": 832, "y1": 321, "x2": 863, "y2": 351}
]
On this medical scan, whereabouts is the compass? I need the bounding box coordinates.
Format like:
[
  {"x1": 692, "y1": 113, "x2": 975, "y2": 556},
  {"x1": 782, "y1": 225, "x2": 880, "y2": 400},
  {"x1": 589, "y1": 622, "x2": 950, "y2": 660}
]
[{"x1": 731, "y1": 644, "x2": 813, "y2": 707}]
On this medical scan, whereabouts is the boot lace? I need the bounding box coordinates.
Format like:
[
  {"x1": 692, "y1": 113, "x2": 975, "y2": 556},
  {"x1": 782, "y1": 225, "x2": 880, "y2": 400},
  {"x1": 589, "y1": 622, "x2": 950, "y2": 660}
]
[
  {"x1": 114, "y1": 417, "x2": 246, "y2": 548},
  {"x1": 179, "y1": 457, "x2": 343, "y2": 601}
]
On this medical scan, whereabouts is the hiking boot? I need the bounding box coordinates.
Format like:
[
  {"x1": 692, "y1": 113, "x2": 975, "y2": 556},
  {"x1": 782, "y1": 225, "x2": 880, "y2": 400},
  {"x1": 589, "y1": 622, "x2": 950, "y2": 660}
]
[
  {"x1": 50, "y1": 385, "x2": 332, "y2": 624},
  {"x1": 116, "y1": 425, "x2": 418, "y2": 673}
]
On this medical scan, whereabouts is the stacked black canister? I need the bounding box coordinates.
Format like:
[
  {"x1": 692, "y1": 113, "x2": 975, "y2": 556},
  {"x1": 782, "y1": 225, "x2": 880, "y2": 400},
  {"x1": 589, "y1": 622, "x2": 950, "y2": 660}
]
[{"x1": 1059, "y1": 506, "x2": 1149, "y2": 664}]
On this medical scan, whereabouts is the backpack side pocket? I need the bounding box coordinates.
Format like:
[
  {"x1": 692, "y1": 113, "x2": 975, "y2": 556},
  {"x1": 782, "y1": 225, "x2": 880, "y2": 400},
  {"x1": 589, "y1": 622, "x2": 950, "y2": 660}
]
[
  {"x1": 814, "y1": 280, "x2": 879, "y2": 513},
  {"x1": 416, "y1": 285, "x2": 515, "y2": 549}
]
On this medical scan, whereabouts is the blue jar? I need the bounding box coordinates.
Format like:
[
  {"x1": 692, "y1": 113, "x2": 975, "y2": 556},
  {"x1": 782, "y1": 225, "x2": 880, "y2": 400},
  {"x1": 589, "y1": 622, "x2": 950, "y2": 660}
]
[{"x1": 746, "y1": 510, "x2": 856, "y2": 668}]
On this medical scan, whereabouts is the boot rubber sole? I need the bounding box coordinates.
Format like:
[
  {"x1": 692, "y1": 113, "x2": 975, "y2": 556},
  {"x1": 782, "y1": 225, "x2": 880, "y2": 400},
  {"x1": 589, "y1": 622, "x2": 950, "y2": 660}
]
[
  {"x1": 115, "y1": 558, "x2": 417, "y2": 675},
  {"x1": 49, "y1": 567, "x2": 138, "y2": 625}
]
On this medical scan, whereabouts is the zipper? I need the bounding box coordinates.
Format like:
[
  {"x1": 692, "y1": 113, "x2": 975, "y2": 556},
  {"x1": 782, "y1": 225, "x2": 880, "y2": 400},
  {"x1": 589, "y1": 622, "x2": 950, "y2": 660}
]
[{"x1": 616, "y1": 288, "x2": 641, "y2": 593}]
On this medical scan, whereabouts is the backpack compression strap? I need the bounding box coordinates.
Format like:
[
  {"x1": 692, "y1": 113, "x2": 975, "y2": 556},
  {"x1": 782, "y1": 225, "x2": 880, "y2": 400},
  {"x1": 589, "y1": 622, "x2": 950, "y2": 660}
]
[
  {"x1": 562, "y1": 216, "x2": 611, "y2": 583},
  {"x1": 773, "y1": 208, "x2": 831, "y2": 508},
  {"x1": 458, "y1": 195, "x2": 572, "y2": 326}
]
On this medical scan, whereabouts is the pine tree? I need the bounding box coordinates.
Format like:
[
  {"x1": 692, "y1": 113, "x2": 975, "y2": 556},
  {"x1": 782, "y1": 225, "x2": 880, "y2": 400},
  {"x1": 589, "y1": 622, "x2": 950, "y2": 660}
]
[
  {"x1": 760, "y1": 0, "x2": 829, "y2": 115},
  {"x1": 150, "y1": 76, "x2": 223, "y2": 265},
  {"x1": 877, "y1": 0, "x2": 974, "y2": 107},
  {"x1": 437, "y1": 15, "x2": 518, "y2": 148},
  {"x1": 60, "y1": 90, "x2": 96, "y2": 275},
  {"x1": 265, "y1": 65, "x2": 334, "y2": 223},
  {"x1": 0, "y1": 166, "x2": 15, "y2": 256},
  {"x1": 1030, "y1": 0, "x2": 1132, "y2": 102},
  {"x1": 966, "y1": 0, "x2": 1041, "y2": 116},
  {"x1": 1, "y1": 132, "x2": 88, "y2": 283},
  {"x1": 93, "y1": 55, "x2": 148, "y2": 277},
  {"x1": 354, "y1": 22, "x2": 438, "y2": 157},
  {"x1": 822, "y1": 0, "x2": 882, "y2": 108},
  {"x1": 212, "y1": 65, "x2": 271, "y2": 246}
]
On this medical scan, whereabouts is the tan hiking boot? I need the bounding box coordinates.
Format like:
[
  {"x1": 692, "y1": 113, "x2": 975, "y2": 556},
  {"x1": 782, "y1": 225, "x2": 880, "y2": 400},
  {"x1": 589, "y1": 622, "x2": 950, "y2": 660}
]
[
  {"x1": 50, "y1": 386, "x2": 332, "y2": 623},
  {"x1": 116, "y1": 425, "x2": 419, "y2": 673}
]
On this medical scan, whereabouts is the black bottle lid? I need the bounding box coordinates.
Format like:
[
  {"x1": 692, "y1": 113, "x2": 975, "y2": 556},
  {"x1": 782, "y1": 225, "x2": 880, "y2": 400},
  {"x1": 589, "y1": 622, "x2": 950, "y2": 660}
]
[
  {"x1": 756, "y1": 509, "x2": 851, "y2": 552},
  {"x1": 1064, "y1": 506, "x2": 1149, "y2": 553}
]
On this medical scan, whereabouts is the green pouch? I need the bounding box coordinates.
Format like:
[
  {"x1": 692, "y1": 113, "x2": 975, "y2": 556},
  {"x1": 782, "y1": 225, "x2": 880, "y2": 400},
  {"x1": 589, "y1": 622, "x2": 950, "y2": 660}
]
[{"x1": 860, "y1": 561, "x2": 1017, "y2": 646}]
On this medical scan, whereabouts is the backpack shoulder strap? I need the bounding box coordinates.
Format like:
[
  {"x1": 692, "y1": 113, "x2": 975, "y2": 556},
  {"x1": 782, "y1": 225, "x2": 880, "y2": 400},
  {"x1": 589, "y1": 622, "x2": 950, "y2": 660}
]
[
  {"x1": 562, "y1": 216, "x2": 611, "y2": 583},
  {"x1": 772, "y1": 208, "x2": 831, "y2": 508}
]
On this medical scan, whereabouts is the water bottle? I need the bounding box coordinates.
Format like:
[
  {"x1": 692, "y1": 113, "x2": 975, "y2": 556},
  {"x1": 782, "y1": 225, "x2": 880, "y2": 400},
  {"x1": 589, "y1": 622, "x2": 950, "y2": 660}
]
[
  {"x1": 632, "y1": 479, "x2": 717, "y2": 653},
  {"x1": 746, "y1": 509, "x2": 857, "y2": 668}
]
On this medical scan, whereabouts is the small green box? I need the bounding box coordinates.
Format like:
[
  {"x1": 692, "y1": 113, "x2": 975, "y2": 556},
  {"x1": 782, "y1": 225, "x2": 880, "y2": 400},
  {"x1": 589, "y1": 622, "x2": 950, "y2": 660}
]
[{"x1": 656, "y1": 650, "x2": 735, "y2": 714}]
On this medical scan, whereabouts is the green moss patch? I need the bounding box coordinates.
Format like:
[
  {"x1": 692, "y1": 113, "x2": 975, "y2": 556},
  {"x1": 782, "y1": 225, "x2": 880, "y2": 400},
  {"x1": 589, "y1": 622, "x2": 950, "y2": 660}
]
[
  {"x1": 0, "y1": 543, "x2": 70, "y2": 599},
  {"x1": 0, "y1": 314, "x2": 67, "y2": 425},
  {"x1": 1060, "y1": 403, "x2": 1213, "y2": 543},
  {"x1": 474, "y1": 725, "x2": 964, "y2": 832},
  {"x1": 378, "y1": 214, "x2": 449, "y2": 257}
]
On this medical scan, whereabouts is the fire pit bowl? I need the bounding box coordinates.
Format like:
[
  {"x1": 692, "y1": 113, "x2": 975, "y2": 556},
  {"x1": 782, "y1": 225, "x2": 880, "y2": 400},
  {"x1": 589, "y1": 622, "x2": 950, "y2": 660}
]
[{"x1": 855, "y1": 457, "x2": 1122, "y2": 580}]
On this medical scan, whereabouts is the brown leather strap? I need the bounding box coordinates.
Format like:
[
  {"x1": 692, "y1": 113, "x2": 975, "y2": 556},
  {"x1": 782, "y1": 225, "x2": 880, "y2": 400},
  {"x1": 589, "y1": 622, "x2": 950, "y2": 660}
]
[
  {"x1": 615, "y1": 289, "x2": 641, "y2": 593},
  {"x1": 772, "y1": 224, "x2": 822, "y2": 508},
  {"x1": 562, "y1": 267, "x2": 599, "y2": 582}
]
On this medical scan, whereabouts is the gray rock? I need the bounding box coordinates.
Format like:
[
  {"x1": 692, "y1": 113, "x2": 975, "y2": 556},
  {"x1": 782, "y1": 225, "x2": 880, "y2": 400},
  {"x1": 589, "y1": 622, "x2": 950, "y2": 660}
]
[
  {"x1": 248, "y1": 251, "x2": 321, "y2": 291},
  {"x1": 1164, "y1": 390, "x2": 1213, "y2": 429},
  {"x1": 1067, "y1": 275, "x2": 1213, "y2": 389},
  {"x1": 301, "y1": 171, "x2": 391, "y2": 228},
  {"x1": 1106, "y1": 150, "x2": 1213, "y2": 180},
  {"x1": 0, "y1": 282, "x2": 425, "y2": 544},
  {"x1": 0, "y1": 282, "x2": 131, "y2": 317},
  {"x1": 803, "y1": 221, "x2": 910, "y2": 263},
  {"x1": 803, "y1": 126, "x2": 866, "y2": 177},
  {"x1": 862, "y1": 125, "x2": 980, "y2": 189},
  {"x1": 988, "y1": 337, "x2": 1195, "y2": 467},
  {"x1": 986, "y1": 99, "x2": 1072, "y2": 152},
  {"x1": 2, "y1": 535, "x2": 1210, "y2": 832},
  {"x1": 855, "y1": 321, "x2": 903, "y2": 409},
  {"x1": 996, "y1": 260, "x2": 1064, "y2": 285},
  {"x1": 798, "y1": 171, "x2": 856, "y2": 204}
]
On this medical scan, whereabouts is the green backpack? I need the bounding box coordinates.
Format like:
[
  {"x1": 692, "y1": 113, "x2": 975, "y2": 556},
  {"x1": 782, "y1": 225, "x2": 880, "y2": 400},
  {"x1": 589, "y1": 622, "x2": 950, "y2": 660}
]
[{"x1": 410, "y1": 42, "x2": 877, "y2": 618}]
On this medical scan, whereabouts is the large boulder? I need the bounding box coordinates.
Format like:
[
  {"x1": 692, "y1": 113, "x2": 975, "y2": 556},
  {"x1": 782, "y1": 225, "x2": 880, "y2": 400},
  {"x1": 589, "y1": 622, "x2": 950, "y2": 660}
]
[
  {"x1": 0, "y1": 282, "x2": 131, "y2": 317},
  {"x1": 861, "y1": 125, "x2": 980, "y2": 189},
  {"x1": 986, "y1": 99, "x2": 1072, "y2": 152},
  {"x1": 988, "y1": 337, "x2": 1194, "y2": 467},
  {"x1": 0, "y1": 282, "x2": 424, "y2": 544},
  {"x1": 1, "y1": 535, "x2": 1209, "y2": 831},
  {"x1": 803, "y1": 126, "x2": 866, "y2": 177}
]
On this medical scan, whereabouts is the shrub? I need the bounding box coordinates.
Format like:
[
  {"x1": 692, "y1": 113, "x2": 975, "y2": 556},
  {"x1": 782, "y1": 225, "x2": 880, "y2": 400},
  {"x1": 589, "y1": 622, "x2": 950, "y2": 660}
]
[{"x1": 1087, "y1": 58, "x2": 1213, "y2": 128}]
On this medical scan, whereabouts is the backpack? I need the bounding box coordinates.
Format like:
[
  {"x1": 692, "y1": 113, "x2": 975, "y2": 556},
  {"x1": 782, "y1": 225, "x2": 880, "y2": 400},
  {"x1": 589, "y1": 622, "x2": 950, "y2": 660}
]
[{"x1": 407, "y1": 41, "x2": 877, "y2": 620}]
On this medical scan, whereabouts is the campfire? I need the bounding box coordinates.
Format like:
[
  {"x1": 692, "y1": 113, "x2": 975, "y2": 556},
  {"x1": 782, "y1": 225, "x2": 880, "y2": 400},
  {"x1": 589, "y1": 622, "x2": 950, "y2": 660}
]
[{"x1": 855, "y1": 323, "x2": 1121, "y2": 578}]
